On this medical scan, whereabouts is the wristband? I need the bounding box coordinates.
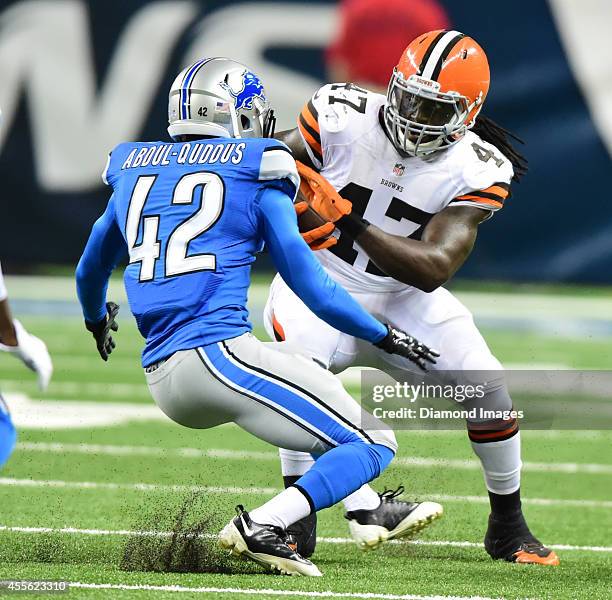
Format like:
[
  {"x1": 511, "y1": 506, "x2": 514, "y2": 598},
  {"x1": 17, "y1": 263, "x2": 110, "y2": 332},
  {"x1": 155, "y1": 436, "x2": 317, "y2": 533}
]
[{"x1": 336, "y1": 211, "x2": 370, "y2": 239}]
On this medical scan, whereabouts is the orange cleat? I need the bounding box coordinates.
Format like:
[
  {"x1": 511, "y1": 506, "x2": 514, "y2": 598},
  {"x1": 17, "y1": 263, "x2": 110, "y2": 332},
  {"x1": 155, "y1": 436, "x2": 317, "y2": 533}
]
[
  {"x1": 484, "y1": 512, "x2": 560, "y2": 566},
  {"x1": 513, "y1": 543, "x2": 560, "y2": 566}
]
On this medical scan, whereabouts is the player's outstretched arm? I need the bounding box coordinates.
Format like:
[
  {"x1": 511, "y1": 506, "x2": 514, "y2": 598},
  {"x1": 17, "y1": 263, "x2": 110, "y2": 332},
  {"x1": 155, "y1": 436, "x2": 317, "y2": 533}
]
[
  {"x1": 260, "y1": 188, "x2": 438, "y2": 368},
  {"x1": 76, "y1": 195, "x2": 126, "y2": 360},
  {"x1": 0, "y1": 262, "x2": 53, "y2": 390}
]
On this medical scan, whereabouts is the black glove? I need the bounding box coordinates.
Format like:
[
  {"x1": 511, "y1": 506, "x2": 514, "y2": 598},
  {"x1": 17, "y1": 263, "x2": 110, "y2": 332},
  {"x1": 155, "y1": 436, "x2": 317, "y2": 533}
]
[
  {"x1": 85, "y1": 302, "x2": 120, "y2": 361},
  {"x1": 374, "y1": 324, "x2": 439, "y2": 371}
]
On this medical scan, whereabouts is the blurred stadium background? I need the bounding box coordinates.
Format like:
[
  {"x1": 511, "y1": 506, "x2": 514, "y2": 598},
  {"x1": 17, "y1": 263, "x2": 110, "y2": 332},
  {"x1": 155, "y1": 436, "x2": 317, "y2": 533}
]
[
  {"x1": 1, "y1": 0, "x2": 611, "y2": 281},
  {"x1": 0, "y1": 1, "x2": 611, "y2": 598}
]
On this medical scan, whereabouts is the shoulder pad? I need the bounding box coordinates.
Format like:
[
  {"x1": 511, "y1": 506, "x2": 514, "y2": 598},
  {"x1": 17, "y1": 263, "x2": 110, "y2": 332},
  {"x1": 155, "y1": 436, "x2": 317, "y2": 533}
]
[
  {"x1": 101, "y1": 142, "x2": 134, "y2": 187},
  {"x1": 258, "y1": 142, "x2": 299, "y2": 201},
  {"x1": 298, "y1": 83, "x2": 378, "y2": 169}
]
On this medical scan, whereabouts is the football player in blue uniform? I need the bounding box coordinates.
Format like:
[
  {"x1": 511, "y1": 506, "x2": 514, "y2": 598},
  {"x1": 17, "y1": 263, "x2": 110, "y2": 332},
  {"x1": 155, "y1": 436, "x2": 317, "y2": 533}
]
[
  {"x1": 0, "y1": 261, "x2": 53, "y2": 467},
  {"x1": 76, "y1": 58, "x2": 438, "y2": 576}
]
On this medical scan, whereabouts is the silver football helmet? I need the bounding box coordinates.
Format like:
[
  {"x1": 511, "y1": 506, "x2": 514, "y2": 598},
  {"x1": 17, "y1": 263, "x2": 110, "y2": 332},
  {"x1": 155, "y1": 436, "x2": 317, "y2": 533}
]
[{"x1": 168, "y1": 57, "x2": 275, "y2": 140}]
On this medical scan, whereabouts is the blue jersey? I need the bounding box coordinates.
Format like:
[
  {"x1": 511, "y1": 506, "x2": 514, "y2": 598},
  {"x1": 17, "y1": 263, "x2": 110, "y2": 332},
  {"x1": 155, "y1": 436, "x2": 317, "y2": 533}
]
[
  {"x1": 101, "y1": 138, "x2": 297, "y2": 365},
  {"x1": 76, "y1": 137, "x2": 386, "y2": 367}
]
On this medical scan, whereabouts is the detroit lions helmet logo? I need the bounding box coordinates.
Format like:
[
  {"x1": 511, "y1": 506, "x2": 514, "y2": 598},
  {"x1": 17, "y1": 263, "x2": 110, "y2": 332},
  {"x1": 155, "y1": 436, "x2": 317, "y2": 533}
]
[{"x1": 221, "y1": 70, "x2": 266, "y2": 111}]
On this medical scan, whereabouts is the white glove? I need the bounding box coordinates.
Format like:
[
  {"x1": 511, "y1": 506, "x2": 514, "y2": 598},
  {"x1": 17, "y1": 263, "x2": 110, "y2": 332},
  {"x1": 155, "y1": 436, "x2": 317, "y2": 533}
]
[{"x1": 0, "y1": 319, "x2": 53, "y2": 391}]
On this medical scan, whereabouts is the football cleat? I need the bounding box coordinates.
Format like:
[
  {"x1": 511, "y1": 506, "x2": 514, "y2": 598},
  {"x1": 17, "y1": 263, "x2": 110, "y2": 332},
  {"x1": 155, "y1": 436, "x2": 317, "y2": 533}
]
[
  {"x1": 484, "y1": 511, "x2": 560, "y2": 566},
  {"x1": 345, "y1": 486, "x2": 443, "y2": 551},
  {"x1": 218, "y1": 505, "x2": 322, "y2": 576},
  {"x1": 285, "y1": 513, "x2": 317, "y2": 558}
]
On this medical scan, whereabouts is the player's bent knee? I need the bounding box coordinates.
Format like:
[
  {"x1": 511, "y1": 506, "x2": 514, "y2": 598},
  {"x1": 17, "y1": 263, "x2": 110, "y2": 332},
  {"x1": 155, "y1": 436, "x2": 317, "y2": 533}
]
[
  {"x1": 367, "y1": 442, "x2": 395, "y2": 479},
  {"x1": 368, "y1": 427, "x2": 397, "y2": 455}
]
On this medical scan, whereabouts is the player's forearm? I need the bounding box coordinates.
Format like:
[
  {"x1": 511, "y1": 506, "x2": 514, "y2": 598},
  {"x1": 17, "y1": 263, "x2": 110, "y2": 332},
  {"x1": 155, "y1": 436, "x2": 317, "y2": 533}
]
[
  {"x1": 289, "y1": 256, "x2": 386, "y2": 343},
  {"x1": 351, "y1": 225, "x2": 454, "y2": 292},
  {"x1": 75, "y1": 257, "x2": 111, "y2": 324},
  {"x1": 0, "y1": 264, "x2": 16, "y2": 345},
  {"x1": 284, "y1": 248, "x2": 386, "y2": 343},
  {"x1": 0, "y1": 299, "x2": 17, "y2": 346},
  {"x1": 76, "y1": 200, "x2": 126, "y2": 324},
  {"x1": 336, "y1": 205, "x2": 483, "y2": 291}
]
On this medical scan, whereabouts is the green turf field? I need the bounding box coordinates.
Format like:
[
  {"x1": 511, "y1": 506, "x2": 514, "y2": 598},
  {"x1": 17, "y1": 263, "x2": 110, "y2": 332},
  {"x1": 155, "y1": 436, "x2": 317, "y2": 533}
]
[{"x1": 1, "y1": 288, "x2": 611, "y2": 599}]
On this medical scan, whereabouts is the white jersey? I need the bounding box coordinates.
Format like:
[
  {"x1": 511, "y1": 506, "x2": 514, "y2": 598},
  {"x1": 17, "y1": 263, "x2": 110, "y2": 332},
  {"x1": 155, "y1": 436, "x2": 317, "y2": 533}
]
[{"x1": 297, "y1": 83, "x2": 514, "y2": 292}]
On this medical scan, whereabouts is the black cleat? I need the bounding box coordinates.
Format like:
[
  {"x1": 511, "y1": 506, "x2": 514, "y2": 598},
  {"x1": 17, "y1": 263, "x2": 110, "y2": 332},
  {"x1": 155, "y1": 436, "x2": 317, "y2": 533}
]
[
  {"x1": 218, "y1": 505, "x2": 322, "y2": 576},
  {"x1": 345, "y1": 486, "x2": 443, "y2": 551},
  {"x1": 285, "y1": 513, "x2": 317, "y2": 558},
  {"x1": 484, "y1": 511, "x2": 559, "y2": 566}
]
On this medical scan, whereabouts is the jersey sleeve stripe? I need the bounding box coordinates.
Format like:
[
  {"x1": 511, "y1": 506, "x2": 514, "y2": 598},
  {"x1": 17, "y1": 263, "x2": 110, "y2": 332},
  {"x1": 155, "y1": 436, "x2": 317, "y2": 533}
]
[
  {"x1": 485, "y1": 185, "x2": 511, "y2": 199},
  {"x1": 471, "y1": 183, "x2": 511, "y2": 200},
  {"x1": 454, "y1": 183, "x2": 511, "y2": 205},
  {"x1": 465, "y1": 190, "x2": 507, "y2": 202},
  {"x1": 490, "y1": 181, "x2": 511, "y2": 192},
  {"x1": 451, "y1": 195, "x2": 503, "y2": 209},
  {"x1": 299, "y1": 105, "x2": 321, "y2": 143},
  {"x1": 306, "y1": 99, "x2": 319, "y2": 123},
  {"x1": 298, "y1": 116, "x2": 323, "y2": 165}
]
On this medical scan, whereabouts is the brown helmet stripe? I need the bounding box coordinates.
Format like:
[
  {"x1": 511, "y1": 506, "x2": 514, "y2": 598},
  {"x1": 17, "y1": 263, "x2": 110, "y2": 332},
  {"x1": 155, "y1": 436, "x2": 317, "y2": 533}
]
[
  {"x1": 419, "y1": 30, "x2": 466, "y2": 81},
  {"x1": 430, "y1": 33, "x2": 466, "y2": 81},
  {"x1": 417, "y1": 30, "x2": 447, "y2": 76}
]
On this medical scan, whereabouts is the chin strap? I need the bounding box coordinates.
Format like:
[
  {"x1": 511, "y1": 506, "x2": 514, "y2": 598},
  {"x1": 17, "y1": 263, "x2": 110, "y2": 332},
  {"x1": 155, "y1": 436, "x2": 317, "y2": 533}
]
[{"x1": 263, "y1": 109, "x2": 276, "y2": 138}]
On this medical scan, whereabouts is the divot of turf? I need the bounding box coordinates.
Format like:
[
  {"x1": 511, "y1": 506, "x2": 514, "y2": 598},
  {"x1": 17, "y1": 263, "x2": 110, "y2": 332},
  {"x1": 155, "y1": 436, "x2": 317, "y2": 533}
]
[{"x1": 120, "y1": 492, "x2": 262, "y2": 575}]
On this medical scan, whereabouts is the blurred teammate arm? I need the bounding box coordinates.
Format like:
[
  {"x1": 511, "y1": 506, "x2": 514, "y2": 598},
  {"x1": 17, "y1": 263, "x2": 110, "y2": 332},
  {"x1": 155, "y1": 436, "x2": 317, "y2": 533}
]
[
  {"x1": 0, "y1": 262, "x2": 53, "y2": 390},
  {"x1": 0, "y1": 267, "x2": 16, "y2": 346}
]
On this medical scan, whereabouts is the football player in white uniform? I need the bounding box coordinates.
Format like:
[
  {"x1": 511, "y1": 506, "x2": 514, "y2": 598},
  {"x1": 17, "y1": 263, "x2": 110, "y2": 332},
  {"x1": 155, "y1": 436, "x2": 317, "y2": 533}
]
[
  {"x1": 265, "y1": 30, "x2": 559, "y2": 566},
  {"x1": 0, "y1": 261, "x2": 53, "y2": 466}
]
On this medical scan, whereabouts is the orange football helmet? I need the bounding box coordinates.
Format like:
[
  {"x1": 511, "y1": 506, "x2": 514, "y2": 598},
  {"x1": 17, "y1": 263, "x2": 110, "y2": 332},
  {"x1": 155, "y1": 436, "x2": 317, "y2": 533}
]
[{"x1": 384, "y1": 30, "x2": 490, "y2": 157}]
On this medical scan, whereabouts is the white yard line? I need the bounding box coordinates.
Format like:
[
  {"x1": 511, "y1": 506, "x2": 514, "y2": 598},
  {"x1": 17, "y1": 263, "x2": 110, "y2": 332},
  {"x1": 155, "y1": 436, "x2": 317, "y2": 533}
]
[
  {"x1": 68, "y1": 582, "x2": 502, "y2": 600},
  {"x1": 1, "y1": 524, "x2": 610, "y2": 554},
  {"x1": 0, "y1": 477, "x2": 610, "y2": 508},
  {"x1": 1, "y1": 380, "x2": 149, "y2": 398},
  {"x1": 0, "y1": 477, "x2": 278, "y2": 495},
  {"x1": 16, "y1": 442, "x2": 612, "y2": 475},
  {"x1": 16, "y1": 442, "x2": 276, "y2": 461},
  {"x1": 395, "y1": 456, "x2": 612, "y2": 475}
]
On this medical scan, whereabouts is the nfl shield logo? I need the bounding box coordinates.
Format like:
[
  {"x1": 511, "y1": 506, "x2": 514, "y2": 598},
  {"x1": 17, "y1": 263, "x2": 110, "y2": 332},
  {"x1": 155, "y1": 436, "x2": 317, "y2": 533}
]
[{"x1": 393, "y1": 163, "x2": 405, "y2": 176}]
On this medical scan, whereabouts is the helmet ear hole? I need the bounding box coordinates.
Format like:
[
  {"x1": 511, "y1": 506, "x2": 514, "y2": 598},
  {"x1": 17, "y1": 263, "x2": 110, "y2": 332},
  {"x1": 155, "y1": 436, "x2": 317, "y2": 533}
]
[{"x1": 240, "y1": 114, "x2": 251, "y2": 130}]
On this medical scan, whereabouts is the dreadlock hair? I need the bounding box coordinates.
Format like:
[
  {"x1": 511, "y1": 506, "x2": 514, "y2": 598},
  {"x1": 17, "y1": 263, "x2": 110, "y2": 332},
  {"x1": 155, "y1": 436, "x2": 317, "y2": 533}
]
[{"x1": 471, "y1": 114, "x2": 528, "y2": 183}]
